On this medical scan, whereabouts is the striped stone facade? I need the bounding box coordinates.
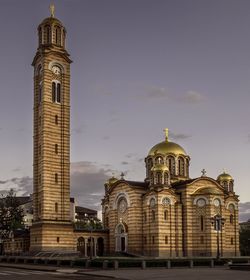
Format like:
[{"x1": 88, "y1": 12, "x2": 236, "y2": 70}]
[
  {"x1": 102, "y1": 134, "x2": 240, "y2": 257},
  {"x1": 30, "y1": 14, "x2": 75, "y2": 252}
]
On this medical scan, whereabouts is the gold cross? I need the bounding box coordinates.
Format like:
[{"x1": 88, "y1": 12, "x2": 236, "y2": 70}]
[{"x1": 50, "y1": 3, "x2": 55, "y2": 17}]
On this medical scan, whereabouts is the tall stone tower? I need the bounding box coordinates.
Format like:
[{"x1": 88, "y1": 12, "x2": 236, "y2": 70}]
[{"x1": 30, "y1": 6, "x2": 75, "y2": 252}]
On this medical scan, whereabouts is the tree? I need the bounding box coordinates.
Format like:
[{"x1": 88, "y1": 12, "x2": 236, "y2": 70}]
[
  {"x1": 0, "y1": 189, "x2": 24, "y2": 240},
  {"x1": 74, "y1": 217, "x2": 103, "y2": 230},
  {"x1": 239, "y1": 224, "x2": 250, "y2": 256}
]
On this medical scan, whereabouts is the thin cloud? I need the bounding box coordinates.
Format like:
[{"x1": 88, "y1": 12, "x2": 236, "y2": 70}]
[
  {"x1": 179, "y1": 90, "x2": 204, "y2": 103},
  {"x1": 144, "y1": 86, "x2": 169, "y2": 99},
  {"x1": 121, "y1": 161, "x2": 129, "y2": 165},
  {"x1": 169, "y1": 131, "x2": 191, "y2": 141}
]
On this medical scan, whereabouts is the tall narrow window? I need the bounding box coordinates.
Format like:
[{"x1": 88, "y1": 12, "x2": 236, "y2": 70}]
[
  {"x1": 152, "y1": 236, "x2": 155, "y2": 244},
  {"x1": 144, "y1": 212, "x2": 147, "y2": 222},
  {"x1": 52, "y1": 82, "x2": 56, "y2": 102},
  {"x1": 165, "y1": 236, "x2": 168, "y2": 244},
  {"x1": 38, "y1": 84, "x2": 42, "y2": 104},
  {"x1": 230, "y1": 214, "x2": 234, "y2": 224},
  {"x1": 55, "y1": 144, "x2": 58, "y2": 154},
  {"x1": 52, "y1": 82, "x2": 61, "y2": 103},
  {"x1": 200, "y1": 215, "x2": 204, "y2": 231},
  {"x1": 144, "y1": 236, "x2": 147, "y2": 244},
  {"x1": 45, "y1": 25, "x2": 51, "y2": 44},
  {"x1": 55, "y1": 173, "x2": 58, "y2": 183},
  {"x1": 55, "y1": 203, "x2": 58, "y2": 213},
  {"x1": 152, "y1": 210, "x2": 155, "y2": 222},
  {"x1": 164, "y1": 210, "x2": 168, "y2": 221},
  {"x1": 57, "y1": 237, "x2": 60, "y2": 243},
  {"x1": 55, "y1": 26, "x2": 61, "y2": 45},
  {"x1": 55, "y1": 115, "x2": 58, "y2": 125},
  {"x1": 56, "y1": 83, "x2": 61, "y2": 103}
]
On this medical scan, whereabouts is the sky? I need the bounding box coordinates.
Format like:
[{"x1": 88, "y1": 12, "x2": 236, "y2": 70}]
[{"x1": 0, "y1": 0, "x2": 249, "y2": 221}]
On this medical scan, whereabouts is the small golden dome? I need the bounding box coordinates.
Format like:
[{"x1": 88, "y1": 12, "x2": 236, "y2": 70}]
[
  {"x1": 217, "y1": 171, "x2": 233, "y2": 181},
  {"x1": 151, "y1": 164, "x2": 169, "y2": 172},
  {"x1": 106, "y1": 176, "x2": 118, "y2": 185}
]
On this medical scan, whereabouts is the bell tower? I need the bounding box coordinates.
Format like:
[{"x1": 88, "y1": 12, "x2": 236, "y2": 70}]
[{"x1": 30, "y1": 5, "x2": 75, "y2": 252}]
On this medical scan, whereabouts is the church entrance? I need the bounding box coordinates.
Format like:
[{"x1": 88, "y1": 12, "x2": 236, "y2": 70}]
[{"x1": 115, "y1": 223, "x2": 127, "y2": 252}]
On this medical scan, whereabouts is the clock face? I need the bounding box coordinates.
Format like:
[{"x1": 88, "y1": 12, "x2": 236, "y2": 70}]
[
  {"x1": 118, "y1": 198, "x2": 127, "y2": 213},
  {"x1": 214, "y1": 199, "x2": 220, "y2": 207},
  {"x1": 52, "y1": 65, "x2": 61, "y2": 75},
  {"x1": 162, "y1": 197, "x2": 170, "y2": 206}
]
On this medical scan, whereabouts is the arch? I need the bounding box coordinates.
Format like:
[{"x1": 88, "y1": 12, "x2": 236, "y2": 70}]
[
  {"x1": 178, "y1": 156, "x2": 185, "y2": 176},
  {"x1": 147, "y1": 195, "x2": 156, "y2": 206},
  {"x1": 36, "y1": 64, "x2": 42, "y2": 76},
  {"x1": 44, "y1": 25, "x2": 51, "y2": 44},
  {"x1": 113, "y1": 192, "x2": 131, "y2": 209},
  {"x1": 115, "y1": 223, "x2": 128, "y2": 253},
  {"x1": 77, "y1": 237, "x2": 85, "y2": 255},
  {"x1": 48, "y1": 61, "x2": 65, "y2": 74},
  {"x1": 155, "y1": 156, "x2": 163, "y2": 164},
  {"x1": 167, "y1": 156, "x2": 175, "y2": 175},
  {"x1": 52, "y1": 80, "x2": 61, "y2": 103},
  {"x1": 97, "y1": 237, "x2": 104, "y2": 256},
  {"x1": 163, "y1": 172, "x2": 169, "y2": 185},
  {"x1": 213, "y1": 197, "x2": 223, "y2": 206},
  {"x1": 193, "y1": 196, "x2": 209, "y2": 206},
  {"x1": 54, "y1": 25, "x2": 61, "y2": 45},
  {"x1": 226, "y1": 202, "x2": 237, "y2": 211},
  {"x1": 162, "y1": 196, "x2": 172, "y2": 205}
]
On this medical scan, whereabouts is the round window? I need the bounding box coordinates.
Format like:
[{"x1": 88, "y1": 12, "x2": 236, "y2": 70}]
[
  {"x1": 197, "y1": 198, "x2": 206, "y2": 207},
  {"x1": 162, "y1": 197, "x2": 171, "y2": 206}
]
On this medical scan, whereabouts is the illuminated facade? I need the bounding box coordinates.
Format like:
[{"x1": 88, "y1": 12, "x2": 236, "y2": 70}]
[{"x1": 102, "y1": 130, "x2": 240, "y2": 257}]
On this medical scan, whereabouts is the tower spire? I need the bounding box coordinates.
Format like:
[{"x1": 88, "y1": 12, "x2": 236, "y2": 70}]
[{"x1": 50, "y1": 3, "x2": 55, "y2": 18}]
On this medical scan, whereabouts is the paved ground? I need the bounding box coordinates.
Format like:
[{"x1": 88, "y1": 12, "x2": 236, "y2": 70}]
[
  {"x1": 0, "y1": 267, "x2": 117, "y2": 280},
  {"x1": 82, "y1": 267, "x2": 250, "y2": 280},
  {"x1": 0, "y1": 263, "x2": 249, "y2": 280}
]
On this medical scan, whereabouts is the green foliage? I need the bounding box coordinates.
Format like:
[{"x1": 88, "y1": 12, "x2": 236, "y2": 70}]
[
  {"x1": 74, "y1": 217, "x2": 103, "y2": 230},
  {"x1": 0, "y1": 189, "x2": 24, "y2": 239},
  {"x1": 240, "y1": 226, "x2": 250, "y2": 256}
]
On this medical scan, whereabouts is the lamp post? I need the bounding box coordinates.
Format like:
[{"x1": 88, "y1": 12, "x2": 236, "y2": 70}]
[{"x1": 211, "y1": 215, "x2": 225, "y2": 259}]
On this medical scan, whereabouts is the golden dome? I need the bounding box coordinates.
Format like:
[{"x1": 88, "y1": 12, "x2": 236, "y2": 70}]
[
  {"x1": 148, "y1": 141, "x2": 186, "y2": 156},
  {"x1": 106, "y1": 176, "x2": 118, "y2": 185},
  {"x1": 217, "y1": 172, "x2": 233, "y2": 181},
  {"x1": 151, "y1": 164, "x2": 169, "y2": 172}
]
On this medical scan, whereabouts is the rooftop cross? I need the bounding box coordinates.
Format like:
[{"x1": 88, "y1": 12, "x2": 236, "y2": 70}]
[
  {"x1": 50, "y1": 3, "x2": 55, "y2": 18},
  {"x1": 201, "y1": 169, "x2": 207, "y2": 177},
  {"x1": 164, "y1": 128, "x2": 169, "y2": 142}
]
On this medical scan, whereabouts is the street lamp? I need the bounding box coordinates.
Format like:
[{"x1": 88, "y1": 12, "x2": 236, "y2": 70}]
[{"x1": 210, "y1": 215, "x2": 225, "y2": 259}]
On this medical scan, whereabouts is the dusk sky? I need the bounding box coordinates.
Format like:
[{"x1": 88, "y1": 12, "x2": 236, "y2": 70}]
[{"x1": 0, "y1": 0, "x2": 250, "y2": 221}]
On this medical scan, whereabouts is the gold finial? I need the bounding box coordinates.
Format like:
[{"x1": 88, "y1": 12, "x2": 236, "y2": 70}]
[
  {"x1": 50, "y1": 3, "x2": 55, "y2": 18},
  {"x1": 164, "y1": 128, "x2": 169, "y2": 142}
]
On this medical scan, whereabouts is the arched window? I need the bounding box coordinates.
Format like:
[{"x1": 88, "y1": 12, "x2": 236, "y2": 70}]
[
  {"x1": 229, "y1": 182, "x2": 234, "y2": 192},
  {"x1": 167, "y1": 156, "x2": 175, "y2": 175},
  {"x1": 38, "y1": 27, "x2": 42, "y2": 45},
  {"x1": 163, "y1": 172, "x2": 169, "y2": 185},
  {"x1": 164, "y1": 210, "x2": 168, "y2": 221},
  {"x1": 55, "y1": 26, "x2": 61, "y2": 45},
  {"x1": 117, "y1": 224, "x2": 125, "y2": 234},
  {"x1": 156, "y1": 172, "x2": 162, "y2": 184},
  {"x1": 178, "y1": 157, "x2": 185, "y2": 176},
  {"x1": 44, "y1": 25, "x2": 51, "y2": 44},
  {"x1": 52, "y1": 82, "x2": 61, "y2": 103},
  {"x1": 155, "y1": 156, "x2": 163, "y2": 164}
]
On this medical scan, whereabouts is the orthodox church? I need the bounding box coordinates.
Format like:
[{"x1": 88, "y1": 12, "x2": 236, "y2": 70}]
[{"x1": 102, "y1": 129, "x2": 240, "y2": 257}]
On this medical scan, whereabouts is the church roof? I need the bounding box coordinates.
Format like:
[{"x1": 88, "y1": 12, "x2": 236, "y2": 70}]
[{"x1": 124, "y1": 180, "x2": 149, "y2": 188}]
